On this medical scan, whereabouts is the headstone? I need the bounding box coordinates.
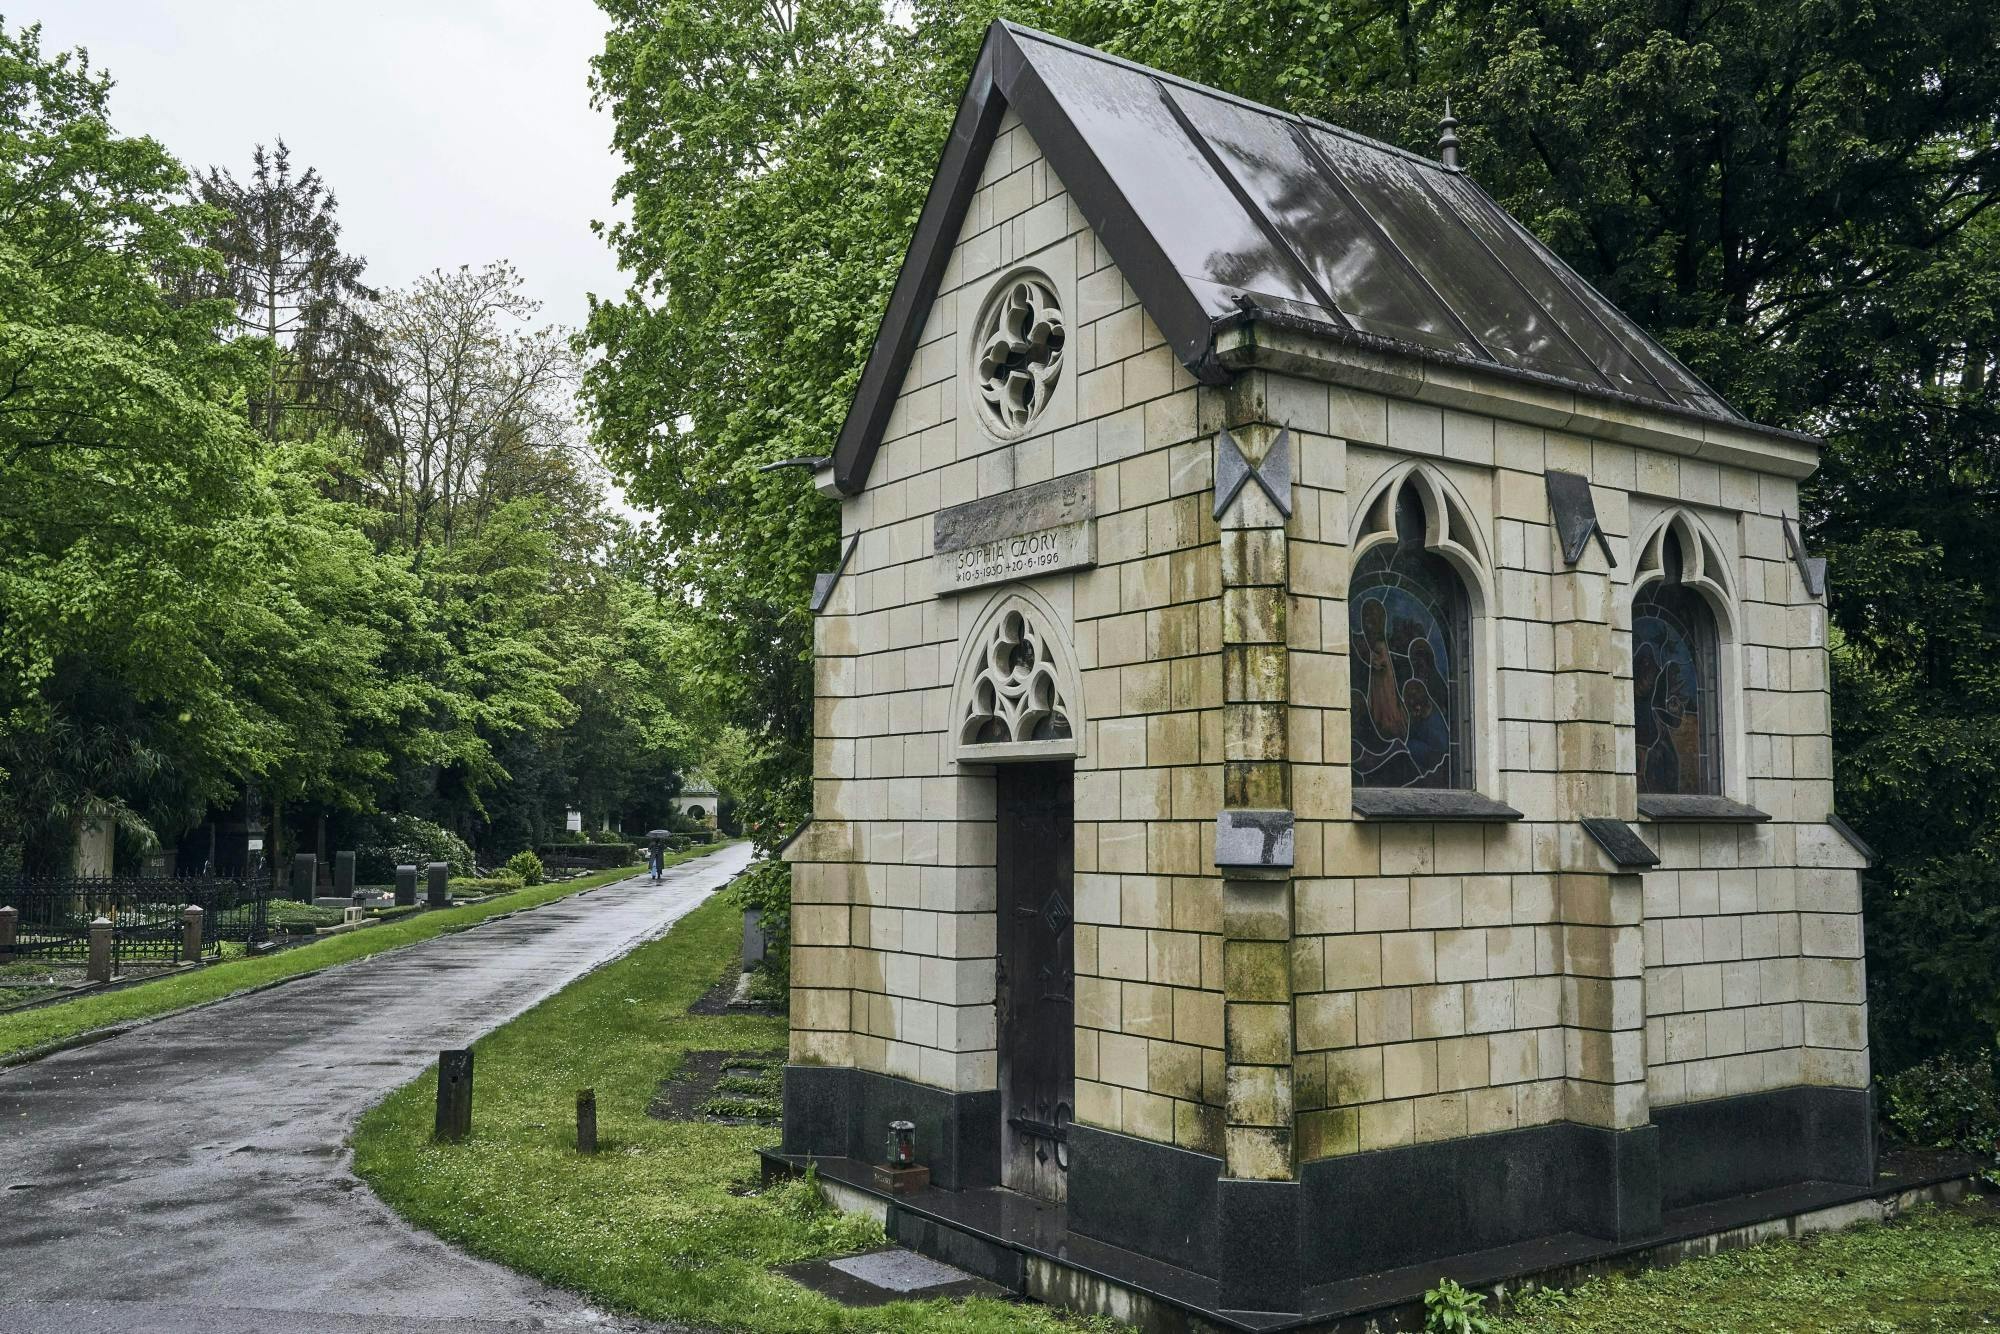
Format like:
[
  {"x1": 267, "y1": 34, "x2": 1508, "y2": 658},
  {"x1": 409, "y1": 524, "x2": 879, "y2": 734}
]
[
  {"x1": 434, "y1": 1049, "x2": 473, "y2": 1142},
  {"x1": 743, "y1": 908, "x2": 767, "y2": 970},
  {"x1": 334, "y1": 850, "x2": 356, "y2": 898},
  {"x1": 395, "y1": 865, "x2": 418, "y2": 907},
  {"x1": 426, "y1": 861, "x2": 449, "y2": 909},
  {"x1": 290, "y1": 854, "x2": 317, "y2": 902}
]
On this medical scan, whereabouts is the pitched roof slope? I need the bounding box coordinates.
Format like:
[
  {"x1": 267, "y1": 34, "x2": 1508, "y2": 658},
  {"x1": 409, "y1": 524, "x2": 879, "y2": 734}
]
[{"x1": 830, "y1": 22, "x2": 1750, "y2": 494}]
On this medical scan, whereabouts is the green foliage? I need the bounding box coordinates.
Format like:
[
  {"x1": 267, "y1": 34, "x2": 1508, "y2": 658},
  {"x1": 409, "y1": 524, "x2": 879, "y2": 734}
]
[
  {"x1": 1881, "y1": 1054, "x2": 2000, "y2": 1164},
  {"x1": 355, "y1": 813, "x2": 476, "y2": 882},
  {"x1": 351, "y1": 892, "x2": 1085, "y2": 1334},
  {"x1": 1494, "y1": 1204, "x2": 2000, "y2": 1332},
  {"x1": 1424, "y1": 1278, "x2": 1495, "y2": 1334},
  {"x1": 448, "y1": 874, "x2": 527, "y2": 896},
  {"x1": 506, "y1": 850, "x2": 545, "y2": 886}
]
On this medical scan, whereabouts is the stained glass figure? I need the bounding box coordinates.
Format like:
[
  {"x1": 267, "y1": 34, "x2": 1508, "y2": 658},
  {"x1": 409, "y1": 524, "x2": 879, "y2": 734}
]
[
  {"x1": 1350, "y1": 488, "x2": 1472, "y2": 789},
  {"x1": 1632, "y1": 531, "x2": 1721, "y2": 794}
]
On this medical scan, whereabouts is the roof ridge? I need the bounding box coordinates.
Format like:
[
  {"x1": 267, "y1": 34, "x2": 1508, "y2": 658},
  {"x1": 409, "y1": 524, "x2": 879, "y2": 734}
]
[{"x1": 997, "y1": 21, "x2": 1457, "y2": 178}]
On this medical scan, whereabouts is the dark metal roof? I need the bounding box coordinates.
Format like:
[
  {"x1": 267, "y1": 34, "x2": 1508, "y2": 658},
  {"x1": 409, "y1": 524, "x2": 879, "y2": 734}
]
[{"x1": 830, "y1": 22, "x2": 1753, "y2": 495}]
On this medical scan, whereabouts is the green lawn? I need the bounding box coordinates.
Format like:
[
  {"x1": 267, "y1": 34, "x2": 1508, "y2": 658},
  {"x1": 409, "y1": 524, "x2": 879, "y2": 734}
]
[
  {"x1": 1495, "y1": 1199, "x2": 2000, "y2": 1332},
  {"x1": 0, "y1": 847, "x2": 729, "y2": 1062},
  {"x1": 351, "y1": 892, "x2": 1088, "y2": 1334},
  {"x1": 346, "y1": 881, "x2": 1997, "y2": 1334}
]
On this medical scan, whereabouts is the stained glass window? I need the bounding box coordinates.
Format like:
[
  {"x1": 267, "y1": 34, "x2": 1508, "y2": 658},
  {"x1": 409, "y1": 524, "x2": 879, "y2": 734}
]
[
  {"x1": 1632, "y1": 531, "x2": 1721, "y2": 794},
  {"x1": 1350, "y1": 488, "x2": 1473, "y2": 789}
]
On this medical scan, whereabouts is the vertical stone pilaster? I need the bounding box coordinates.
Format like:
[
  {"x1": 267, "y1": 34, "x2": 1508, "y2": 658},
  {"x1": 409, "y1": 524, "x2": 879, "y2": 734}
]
[
  {"x1": 1551, "y1": 549, "x2": 1658, "y2": 1238},
  {"x1": 1212, "y1": 413, "x2": 1305, "y2": 1311}
]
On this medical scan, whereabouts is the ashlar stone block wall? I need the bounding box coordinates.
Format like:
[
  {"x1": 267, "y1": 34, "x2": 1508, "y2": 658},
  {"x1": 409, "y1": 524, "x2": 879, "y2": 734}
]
[
  {"x1": 791, "y1": 108, "x2": 1234, "y2": 1154},
  {"x1": 789, "y1": 106, "x2": 1869, "y2": 1176}
]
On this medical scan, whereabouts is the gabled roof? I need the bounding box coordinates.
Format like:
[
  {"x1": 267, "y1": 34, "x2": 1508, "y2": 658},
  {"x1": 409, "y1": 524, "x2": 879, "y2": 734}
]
[{"x1": 830, "y1": 22, "x2": 1778, "y2": 496}]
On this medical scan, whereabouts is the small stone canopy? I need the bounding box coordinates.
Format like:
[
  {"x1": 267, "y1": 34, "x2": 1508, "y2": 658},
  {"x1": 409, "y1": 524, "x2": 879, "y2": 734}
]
[{"x1": 827, "y1": 20, "x2": 1798, "y2": 498}]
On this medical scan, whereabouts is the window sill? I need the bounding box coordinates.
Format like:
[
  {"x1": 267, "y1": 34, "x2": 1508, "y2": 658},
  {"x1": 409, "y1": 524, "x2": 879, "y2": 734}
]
[
  {"x1": 1637, "y1": 795, "x2": 1770, "y2": 823},
  {"x1": 1352, "y1": 789, "x2": 1523, "y2": 822}
]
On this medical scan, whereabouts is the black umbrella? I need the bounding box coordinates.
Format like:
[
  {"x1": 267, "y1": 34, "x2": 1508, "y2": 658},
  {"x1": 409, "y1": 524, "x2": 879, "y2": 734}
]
[{"x1": 646, "y1": 829, "x2": 672, "y2": 840}]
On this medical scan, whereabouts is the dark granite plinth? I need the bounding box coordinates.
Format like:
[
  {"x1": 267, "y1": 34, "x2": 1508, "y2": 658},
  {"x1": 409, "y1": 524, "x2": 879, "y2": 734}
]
[
  {"x1": 781, "y1": 1065, "x2": 1000, "y2": 1190},
  {"x1": 1655, "y1": 1085, "x2": 1875, "y2": 1210},
  {"x1": 1069, "y1": 1123, "x2": 1221, "y2": 1274},
  {"x1": 1216, "y1": 1178, "x2": 1303, "y2": 1312}
]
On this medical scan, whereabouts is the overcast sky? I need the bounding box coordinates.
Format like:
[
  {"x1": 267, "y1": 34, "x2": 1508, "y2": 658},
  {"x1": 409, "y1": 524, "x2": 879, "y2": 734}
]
[{"x1": 38, "y1": 0, "x2": 628, "y2": 332}]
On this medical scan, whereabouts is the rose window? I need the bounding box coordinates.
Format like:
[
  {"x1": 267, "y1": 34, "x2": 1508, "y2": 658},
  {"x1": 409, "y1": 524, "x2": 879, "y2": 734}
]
[{"x1": 973, "y1": 273, "x2": 1065, "y2": 436}]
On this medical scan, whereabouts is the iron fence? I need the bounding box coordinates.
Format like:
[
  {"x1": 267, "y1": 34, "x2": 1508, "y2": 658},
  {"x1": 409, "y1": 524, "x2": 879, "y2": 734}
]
[{"x1": 1, "y1": 875, "x2": 270, "y2": 964}]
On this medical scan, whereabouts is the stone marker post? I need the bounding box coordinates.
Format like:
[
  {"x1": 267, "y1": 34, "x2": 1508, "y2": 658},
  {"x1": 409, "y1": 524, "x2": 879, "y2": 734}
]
[
  {"x1": 290, "y1": 853, "x2": 317, "y2": 902},
  {"x1": 334, "y1": 850, "x2": 356, "y2": 900},
  {"x1": 182, "y1": 904, "x2": 204, "y2": 963},
  {"x1": 0, "y1": 904, "x2": 16, "y2": 962},
  {"x1": 576, "y1": 1089, "x2": 598, "y2": 1154},
  {"x1": 435, "y1": 1049, "x2": 473, "y2": 1142},
  {"x1": 395, "y1": 865, "x2": 417, "y2": 907},
  {"x1": 426, "y1": 862, "x2": 449, "y2": 909},
  {"x1": 87, "y1": 915, "x2": 113, "y2": 982}
]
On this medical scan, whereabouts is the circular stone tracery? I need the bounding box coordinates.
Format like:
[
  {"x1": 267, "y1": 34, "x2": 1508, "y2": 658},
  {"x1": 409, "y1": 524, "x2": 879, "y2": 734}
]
[{"x1": 973, "y1": 271, "x2": 1065, "y2": 436}]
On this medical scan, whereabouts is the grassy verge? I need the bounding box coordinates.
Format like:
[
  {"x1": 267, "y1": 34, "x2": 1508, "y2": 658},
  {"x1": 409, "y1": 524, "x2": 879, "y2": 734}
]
[
  {"x1": 352, "y1": 893, "x2": 1086, "y2": 1334},
  {"x1": 0, "y1": 844, "x2": 731, "y2": 1062},
  {"x1": 1495, "y1": 1198, "x2": 2000, "y2": 1332}
]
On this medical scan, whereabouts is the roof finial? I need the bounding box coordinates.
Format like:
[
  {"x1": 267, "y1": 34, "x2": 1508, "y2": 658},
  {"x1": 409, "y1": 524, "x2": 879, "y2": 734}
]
[{"x1": 1437, "y1": 96, "x2": 1461, "y2": 171}]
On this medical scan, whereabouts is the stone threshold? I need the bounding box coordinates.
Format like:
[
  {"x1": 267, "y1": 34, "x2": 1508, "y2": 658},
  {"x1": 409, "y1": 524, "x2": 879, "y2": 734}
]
[{"x1": 760, "y1": 1148, "x2": 1985, "y2": 1332}]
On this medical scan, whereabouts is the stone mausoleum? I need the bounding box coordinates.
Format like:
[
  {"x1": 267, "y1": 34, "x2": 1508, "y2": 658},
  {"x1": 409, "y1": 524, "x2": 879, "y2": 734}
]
[{"x1": 768, "y1": 22, "x2": 1878, "y2": 1324}]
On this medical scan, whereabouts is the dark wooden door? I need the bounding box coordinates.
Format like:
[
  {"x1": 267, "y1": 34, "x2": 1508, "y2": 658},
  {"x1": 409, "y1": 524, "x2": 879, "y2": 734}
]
[{"x1": 995, "y1": 763, "x2": 1074, "y2": 1202}]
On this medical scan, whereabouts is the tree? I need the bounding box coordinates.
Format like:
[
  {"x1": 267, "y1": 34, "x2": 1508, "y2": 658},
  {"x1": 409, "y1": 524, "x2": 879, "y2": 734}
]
[
  {"x1": 0, "y1": 20, "x2": 266, "y2": 867},
  {"x1": 369, "y1": 262, "x2": 584, "y2": 559},
  {"x1": 191, "y1": 139, "x2": 383, "y2": 441}
]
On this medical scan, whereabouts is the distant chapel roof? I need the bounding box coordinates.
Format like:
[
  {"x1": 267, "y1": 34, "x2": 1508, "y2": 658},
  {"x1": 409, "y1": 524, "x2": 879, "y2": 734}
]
[{"x1": 831, "y1": 22, "x2": 1788, "y2": 495}]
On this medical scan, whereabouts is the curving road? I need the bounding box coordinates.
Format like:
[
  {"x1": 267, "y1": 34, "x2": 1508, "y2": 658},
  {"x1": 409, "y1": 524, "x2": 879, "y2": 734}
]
[{"x1": 0, "y1": 842, "x2": 753, "y2": 1334}]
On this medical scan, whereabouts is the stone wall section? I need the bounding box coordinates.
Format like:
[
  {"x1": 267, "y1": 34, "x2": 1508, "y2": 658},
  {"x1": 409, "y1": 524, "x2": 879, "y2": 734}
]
[
  {"x1": 789, "y1": 110, "x2": 1230, "y2": 1153},
  {"x1": 1269, "y1": 374, "x2": 1867, "y2": 1162}
]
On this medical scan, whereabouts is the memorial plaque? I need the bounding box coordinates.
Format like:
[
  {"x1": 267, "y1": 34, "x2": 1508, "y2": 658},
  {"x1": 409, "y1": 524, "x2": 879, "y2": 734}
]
[{"x1": 933, "y1": 471, "x2": 1094, "y2": 594}]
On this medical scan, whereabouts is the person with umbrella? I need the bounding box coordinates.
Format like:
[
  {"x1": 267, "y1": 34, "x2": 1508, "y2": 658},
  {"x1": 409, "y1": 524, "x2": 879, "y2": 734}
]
[{"x1": 646, "y1": 829, "x2": 671, "y2": 881}]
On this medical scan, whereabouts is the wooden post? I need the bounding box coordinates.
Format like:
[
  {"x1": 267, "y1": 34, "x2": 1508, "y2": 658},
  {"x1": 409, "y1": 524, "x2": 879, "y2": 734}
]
[
  {"x1": 87, "y1": 915, "x2": 113, "y2": 983},
  {"x1": 0, "y1": 905, "x2": 16, "y2": 962},
  {"x1": 576, "y1": 1088, "x2": 598, "y2": 1154},
  {"x1": 181, "y1": 904, "x2": 204, "y2": 963},
  {"x1": 434, "y1": 1049, "x2": 473, "y2": 1142},
  {"x1": 426, "y1": 862, "x2": 449, "y2": 909}
]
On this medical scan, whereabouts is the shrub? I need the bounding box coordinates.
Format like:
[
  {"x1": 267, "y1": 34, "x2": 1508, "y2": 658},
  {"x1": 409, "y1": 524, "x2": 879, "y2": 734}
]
[
  {"x1": 447, "y1": 874, "x2": 525, "y2": 896},
  {"x1": 1422, "y1": 1278, "x2": 1493, "y2": 1334},
  {"x1": 1882, "y1": 1053, "x2": 2000, "y2": 1162},
  {"x1": 729, "y1": 856, "x2": 792, "y2": 991},
  {"x1": 506, "y1": 850, "x2": 545, "y2": 886},
  {"x1": 354, "y1": 814, "x2": 475, "y2": 882}
]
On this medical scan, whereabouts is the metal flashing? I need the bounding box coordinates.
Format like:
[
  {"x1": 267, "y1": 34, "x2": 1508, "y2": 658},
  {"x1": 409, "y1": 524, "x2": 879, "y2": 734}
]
[
  {"x1": 810, "y1": 535, "x2": 860, "y2": 614},
  {"x1": 1545, "y1": 470, "x2": 1616, "y2": 567},
  {"x1": 1637, "y1": 795, "x2": 1771, "y2": 824},
  {"x1": 1826, "y1": 813, "x2": 1876, "y2": 867},
  {"x1": 1782, "y1": 515, "x2": 1828, "y2": 599},
  {"x1": 1351, "y1": 789, "x2": 1523, "y2": 822},
  {"x1": 1581, "y1": 818, "x2": 1660, "y2": 868}
]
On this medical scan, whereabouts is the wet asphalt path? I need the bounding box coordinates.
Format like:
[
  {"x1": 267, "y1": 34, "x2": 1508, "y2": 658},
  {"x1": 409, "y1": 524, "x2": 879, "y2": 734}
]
[{"x1": 0, "y1": 842, "x2": 754, "y2": 1334}]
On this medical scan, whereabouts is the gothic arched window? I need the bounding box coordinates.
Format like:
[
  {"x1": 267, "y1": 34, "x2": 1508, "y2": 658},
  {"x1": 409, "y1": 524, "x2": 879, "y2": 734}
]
[
  {"x1": 1632, "y1": 528, "x2": 1722, "y2": 795},
  {"x1": 1350, "y1": 485, "x2": 1474, "y2": 790}
]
